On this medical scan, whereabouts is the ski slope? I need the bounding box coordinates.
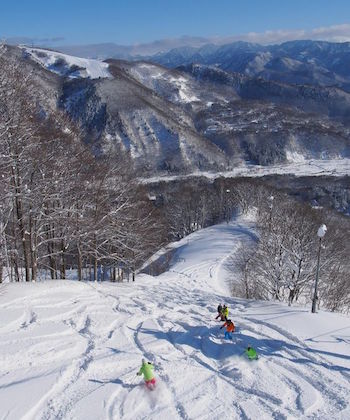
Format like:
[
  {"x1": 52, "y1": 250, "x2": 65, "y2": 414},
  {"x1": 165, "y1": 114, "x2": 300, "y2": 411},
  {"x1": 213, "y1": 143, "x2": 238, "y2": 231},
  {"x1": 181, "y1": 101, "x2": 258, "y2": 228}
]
[
  {"x1": 23, "y1": 47, "x2": 110, "y2": 79},
  {"x1": 0, "y1": 217, "x2": 350, "y2": 420}
]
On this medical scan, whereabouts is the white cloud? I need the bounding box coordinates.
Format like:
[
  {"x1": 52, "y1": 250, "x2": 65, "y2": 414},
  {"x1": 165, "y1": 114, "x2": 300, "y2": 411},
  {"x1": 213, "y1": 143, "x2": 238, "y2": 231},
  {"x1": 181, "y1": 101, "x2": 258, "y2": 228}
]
[
  {"x1": 133, "y1": 23, "x2": 350, "y2": 55},
  {"x1": 7, "y1": 23, "x2": 350, "y2": 59},
  {"x1": 0, "y1": 36, "x2": 64, "y2": 46},
  {"x1": 210, "y1": 23, "x2": 350, "y2": 45}
]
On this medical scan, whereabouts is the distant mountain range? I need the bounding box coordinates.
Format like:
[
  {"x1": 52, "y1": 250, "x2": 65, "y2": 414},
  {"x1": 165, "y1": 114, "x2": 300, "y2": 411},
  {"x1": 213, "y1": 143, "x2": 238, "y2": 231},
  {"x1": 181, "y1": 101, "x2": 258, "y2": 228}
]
[
  {"x1": 150, "y1": 40, "x2": 350, "y2": 93},
  {"x1": 54, "y1": 37, "x2": 213, "y2": 60},
  {"x1": 54, "y1": 38, "x2": 350, "y2": 96},
  {"x1": 2, "y1": 41, "x2": 350, "y2": 175},
  {"x1": 3, "y1": 35, "x2": 219, "y2": 60}
]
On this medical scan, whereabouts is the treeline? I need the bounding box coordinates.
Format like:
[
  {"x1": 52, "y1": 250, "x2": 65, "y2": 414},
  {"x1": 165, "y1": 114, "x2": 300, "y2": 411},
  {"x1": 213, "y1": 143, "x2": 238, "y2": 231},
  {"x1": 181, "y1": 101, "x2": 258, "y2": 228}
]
[
  {"x1": 230, "y1": 182, "x2": 350, "y2": 313},
  {"x1": 148, "y1": 177, "x2": 249, "y2": 241},
  {"x1": 0, "y1": 52, "x2": 166, "y2": 282},
  {"x1": 149, "y1": 177, "x2": 350, "y2": 312}
]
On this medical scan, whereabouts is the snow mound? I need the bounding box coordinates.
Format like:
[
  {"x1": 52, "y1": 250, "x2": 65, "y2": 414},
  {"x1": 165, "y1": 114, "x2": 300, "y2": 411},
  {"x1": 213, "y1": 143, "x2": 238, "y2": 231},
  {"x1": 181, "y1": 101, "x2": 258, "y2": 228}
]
[{"x1": 23, "y1": 47, "x2": 111, "y2": 79}]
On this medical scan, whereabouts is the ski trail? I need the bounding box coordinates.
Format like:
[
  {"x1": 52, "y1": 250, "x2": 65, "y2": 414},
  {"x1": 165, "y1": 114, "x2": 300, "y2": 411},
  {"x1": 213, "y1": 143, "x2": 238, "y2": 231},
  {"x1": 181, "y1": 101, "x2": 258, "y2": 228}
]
[
  {"x1": 132, "y1": 320, "x2": 189, "y2": 419},
  {"x1": 233, "y1": 316, "x2": 350, "y2": 417},
  {"x1": 137, "y1": 219, "x2": 350, "y2": 419},
  {"x1": 22, "y1": 311, "x2": 95, "y2": 419},
  {"x1": 156, "y1": 317, "x2": 287, "y2": 418},
  {"x1": 19, "y1": 285, "x2": 128, "y2": 420},
  {"x1": 1, "y1": 217, "x2": 349, "y2": 419}
]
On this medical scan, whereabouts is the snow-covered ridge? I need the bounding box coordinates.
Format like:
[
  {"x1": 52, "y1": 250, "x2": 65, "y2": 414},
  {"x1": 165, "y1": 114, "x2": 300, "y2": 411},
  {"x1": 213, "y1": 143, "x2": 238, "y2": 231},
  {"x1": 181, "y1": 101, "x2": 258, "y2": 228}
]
[
  {"x1": 141, "y1": 158, "x2": 350, "y2": 184},
  {"x1": 22, "y1": 47, "x2": 111, "y2": 79}
]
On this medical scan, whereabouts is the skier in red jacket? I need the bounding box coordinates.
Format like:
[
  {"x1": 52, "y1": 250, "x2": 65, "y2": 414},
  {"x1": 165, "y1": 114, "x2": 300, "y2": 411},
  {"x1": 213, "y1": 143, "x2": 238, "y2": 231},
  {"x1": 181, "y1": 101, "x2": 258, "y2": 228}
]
[{"x1": 220, "y1": 319, "x2": 235, "y2": 340}]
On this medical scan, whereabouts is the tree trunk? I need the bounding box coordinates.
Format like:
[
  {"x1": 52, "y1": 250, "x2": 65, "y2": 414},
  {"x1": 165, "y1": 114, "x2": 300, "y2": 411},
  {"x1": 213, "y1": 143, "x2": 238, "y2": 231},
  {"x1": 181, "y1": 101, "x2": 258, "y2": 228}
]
[
  {"x1": 12, "y1": 166, "x2": 31, "y2": 282},
  {"x1": 31, "y1": 257, "x2": 37, "y2": 282},
  {"x1": 93, "y1": 234, "x2": 98, "y2": 281},
  {"x1": 288, "y1": 289, "x2": 295, "y2": 306},
  {"x1": 11, "y1": 215, "x2": 20, "y2": 282},
  {"x1": 48, "y1": 240, "x2": 57, "y2": 280},
  {"x1": 13, "y1": 253, "x2": 20, "y2": 282},
  {"x1": 29, "y1": 214, "x2": 37, "y2": 282},
  {"x1": 46, "y1": 217, "x2": 57, "y2": 280},
  {"x1": 244, "y1": 270, "x2": 249, "y2": 299},
  {"x1": 21, "y1": 231, "x2": 30, "y2": 281},
  {"x1": 2, "y1": 225, "x2": 12, "y2": 282},
  {"x1": 60, "y1": 240, "x2": 66, "y2": 279},
  {"x1": 94, "y1": 257, "x2": 98, "y2": 282},
  {"x1": 77, "y1": 243, "x2": 82, "y2": 281}
]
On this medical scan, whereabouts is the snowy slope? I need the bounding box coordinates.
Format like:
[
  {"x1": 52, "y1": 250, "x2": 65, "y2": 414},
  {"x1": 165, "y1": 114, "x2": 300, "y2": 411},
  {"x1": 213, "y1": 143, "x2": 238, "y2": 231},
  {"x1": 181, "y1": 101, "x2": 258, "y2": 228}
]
[
  {"x1": 0, "y1": 217, "x2": 349, "y2": 420},
  {"x1": 23, "y1": 47, "x2": 110, "y2": 79},
  {"x1": 128, "y1": 63, "x2": 200, "y2": 103},
  {"x1": 142, "y1": 158, "x2": 350, "y2": 184}
]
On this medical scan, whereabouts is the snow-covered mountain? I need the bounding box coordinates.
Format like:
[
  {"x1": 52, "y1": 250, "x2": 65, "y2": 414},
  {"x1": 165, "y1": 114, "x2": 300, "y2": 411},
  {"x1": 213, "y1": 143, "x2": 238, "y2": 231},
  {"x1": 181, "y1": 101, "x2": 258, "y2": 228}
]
[
  {"x1": 122, "y1": 61, "x2": 350, "y2": 165},
  {"x1": 23, "y1": 47, "x2": 111, "y2": 79},
  {"x1": 151, "y1": 40, "x2": 350, "y2": 93},
  {"x1": 1, "y1": 216, "x2": 349, "y2": 419},
  {"x1": 2, "y1": 44, "x2": 350, "y2": 174}
]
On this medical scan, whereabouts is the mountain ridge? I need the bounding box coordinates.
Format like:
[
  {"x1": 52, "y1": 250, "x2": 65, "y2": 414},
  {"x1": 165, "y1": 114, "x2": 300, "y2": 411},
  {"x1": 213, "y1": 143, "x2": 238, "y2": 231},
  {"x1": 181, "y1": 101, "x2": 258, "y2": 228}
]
[
  {"x1": 2, "y1": 43, "x2": 350, "y2": 175},
  {"x1": 150, "y1": 39, "x2": 350, "y2": 93}
]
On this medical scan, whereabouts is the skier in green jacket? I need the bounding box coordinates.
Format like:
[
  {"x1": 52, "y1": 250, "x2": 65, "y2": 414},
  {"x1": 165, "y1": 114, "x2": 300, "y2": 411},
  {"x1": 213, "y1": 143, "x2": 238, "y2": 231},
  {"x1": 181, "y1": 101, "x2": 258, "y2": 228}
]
[
  {"x1": 221, "y1": 304, "x2": 229, "y2": 321},
  {"x1": 245, "y1": 346, "x2": 258, "y2": 360},
  {"x1": 137, "y1": 359, "x2": 156, "y2": 390}
]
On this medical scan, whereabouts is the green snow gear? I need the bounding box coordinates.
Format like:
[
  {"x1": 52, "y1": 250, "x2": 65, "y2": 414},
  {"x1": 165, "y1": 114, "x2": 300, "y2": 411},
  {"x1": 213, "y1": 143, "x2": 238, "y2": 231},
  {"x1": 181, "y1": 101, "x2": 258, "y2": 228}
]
[
  {"x1": 221, "y1": 305, "x2": 229, "y2": 321},
  {"x1": 245, "y1": 346, "x2": 258, "y2": 360},
  {"x1": 137, "y1": 359, "x2": 156, "y2": 389}
]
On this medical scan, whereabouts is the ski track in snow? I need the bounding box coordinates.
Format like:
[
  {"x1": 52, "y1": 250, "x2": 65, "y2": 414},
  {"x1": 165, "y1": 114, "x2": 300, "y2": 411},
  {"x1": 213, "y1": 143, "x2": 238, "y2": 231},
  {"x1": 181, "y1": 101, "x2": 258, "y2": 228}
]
[{"x1": 0, "y1": 217, "x2": 350, "y2": 420}]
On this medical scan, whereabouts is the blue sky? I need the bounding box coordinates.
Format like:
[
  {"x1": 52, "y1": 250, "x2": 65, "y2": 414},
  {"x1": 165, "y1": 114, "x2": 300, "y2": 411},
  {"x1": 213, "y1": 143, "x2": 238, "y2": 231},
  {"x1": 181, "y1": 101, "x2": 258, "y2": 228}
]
[{"x1": 1, "y1": 0, "x2": 350, "y2": 45}]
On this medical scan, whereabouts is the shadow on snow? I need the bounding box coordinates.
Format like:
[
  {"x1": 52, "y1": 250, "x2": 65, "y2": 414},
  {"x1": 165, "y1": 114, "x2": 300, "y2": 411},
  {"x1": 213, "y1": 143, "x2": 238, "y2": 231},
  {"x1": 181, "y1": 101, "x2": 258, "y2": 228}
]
[{"x1": 137, "y1": 321, "x2": 350, "y2": 374}]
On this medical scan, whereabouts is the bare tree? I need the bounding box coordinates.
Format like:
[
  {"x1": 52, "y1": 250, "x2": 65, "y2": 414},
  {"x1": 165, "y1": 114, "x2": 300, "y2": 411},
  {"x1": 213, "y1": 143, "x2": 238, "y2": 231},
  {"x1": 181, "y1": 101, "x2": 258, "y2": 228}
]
[{"x1": 0, "y1": 52, "x2": 41, "y2": 281}]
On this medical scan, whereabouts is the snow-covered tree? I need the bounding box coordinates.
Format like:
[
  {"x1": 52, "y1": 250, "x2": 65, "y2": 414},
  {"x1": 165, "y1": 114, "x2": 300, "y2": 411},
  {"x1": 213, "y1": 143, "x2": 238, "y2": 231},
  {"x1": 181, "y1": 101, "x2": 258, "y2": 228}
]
[{"x1": 0, "y1": 51, "x2": 164, "y2": 283}]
